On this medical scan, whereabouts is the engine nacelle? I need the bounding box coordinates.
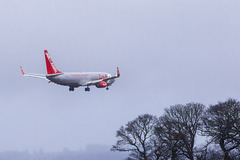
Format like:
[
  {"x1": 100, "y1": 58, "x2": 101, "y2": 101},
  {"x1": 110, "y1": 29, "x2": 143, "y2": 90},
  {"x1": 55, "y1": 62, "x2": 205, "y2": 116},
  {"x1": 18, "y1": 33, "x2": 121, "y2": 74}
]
[{"x1": 95, "y1": 81, "x2": 107, "y2": 88}]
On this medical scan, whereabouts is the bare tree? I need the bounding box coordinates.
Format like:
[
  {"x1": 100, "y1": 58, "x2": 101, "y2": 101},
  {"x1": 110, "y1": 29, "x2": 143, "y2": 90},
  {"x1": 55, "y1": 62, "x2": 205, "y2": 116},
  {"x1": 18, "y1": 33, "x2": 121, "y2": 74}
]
[
  {"x1": 155, "y1": 103, "x2": 205, "y2": 160},
  {"x1": 201, "y1": 98, "x2": 240, "y2": 160},
  {"x1": 194, "y1": 139, "x2": 225, "y2": 160},
  {"x1": 111, "y1": 114, "x2": 158, "y2": 160},
  {"x1": 155, "y1": 115, "x2": 183, "y2": 160}
]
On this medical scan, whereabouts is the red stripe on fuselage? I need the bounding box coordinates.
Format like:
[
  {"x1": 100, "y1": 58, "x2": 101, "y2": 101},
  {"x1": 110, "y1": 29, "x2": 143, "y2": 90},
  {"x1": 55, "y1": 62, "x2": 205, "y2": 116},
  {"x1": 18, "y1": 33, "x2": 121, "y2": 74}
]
[{"x1": 71, "y1": 74, "x2": 89, "y2": 77}]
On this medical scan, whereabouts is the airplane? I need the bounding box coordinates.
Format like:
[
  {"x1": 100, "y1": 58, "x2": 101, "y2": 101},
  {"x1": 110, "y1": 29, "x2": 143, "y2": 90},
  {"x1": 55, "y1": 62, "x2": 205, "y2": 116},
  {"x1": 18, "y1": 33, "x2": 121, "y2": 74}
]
[{"x1": 20, "y1": 50, "x2": 120, "y2": 91}]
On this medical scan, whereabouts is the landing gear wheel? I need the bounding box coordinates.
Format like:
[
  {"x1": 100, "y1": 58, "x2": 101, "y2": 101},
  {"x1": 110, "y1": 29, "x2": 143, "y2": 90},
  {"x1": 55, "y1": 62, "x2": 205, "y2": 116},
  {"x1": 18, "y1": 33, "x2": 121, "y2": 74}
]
[
  {"x1": 106, "y1": 87, "x2": 109, "y2": 90},
  {"x1": 69, "y1": 86, "x2": 74, "y2": 91},
  {"x1": 85, "y1": 87, "x2": 90, "y2": 92}
]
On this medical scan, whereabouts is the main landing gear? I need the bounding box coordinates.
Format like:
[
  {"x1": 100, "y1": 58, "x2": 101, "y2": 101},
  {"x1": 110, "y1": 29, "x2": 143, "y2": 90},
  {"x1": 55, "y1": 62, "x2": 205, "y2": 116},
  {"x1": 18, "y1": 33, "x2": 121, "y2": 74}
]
[
  {"x1": 69, "y1": 86, "x2": 74, "y2": 91},
  {"x1": 106, "y1": 86, "x2": 109, "y2": 90},
  {"x1": 85, "y1": 87, "x2": 90, "y2": 92}
]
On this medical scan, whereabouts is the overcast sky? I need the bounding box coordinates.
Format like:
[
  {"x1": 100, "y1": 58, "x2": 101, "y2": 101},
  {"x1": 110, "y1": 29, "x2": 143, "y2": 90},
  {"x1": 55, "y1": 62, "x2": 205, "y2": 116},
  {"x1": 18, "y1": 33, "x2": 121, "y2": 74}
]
[{"x1": 0, "y1": 0, "x2": 240, "y2": 153}]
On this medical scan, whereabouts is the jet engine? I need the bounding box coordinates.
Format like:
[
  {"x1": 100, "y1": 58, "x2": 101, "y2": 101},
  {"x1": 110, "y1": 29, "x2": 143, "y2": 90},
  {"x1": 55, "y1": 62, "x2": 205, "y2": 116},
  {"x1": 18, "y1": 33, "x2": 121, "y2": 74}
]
[{"x1": 95, "y1": 81, "x2": 107, "y2": 88}]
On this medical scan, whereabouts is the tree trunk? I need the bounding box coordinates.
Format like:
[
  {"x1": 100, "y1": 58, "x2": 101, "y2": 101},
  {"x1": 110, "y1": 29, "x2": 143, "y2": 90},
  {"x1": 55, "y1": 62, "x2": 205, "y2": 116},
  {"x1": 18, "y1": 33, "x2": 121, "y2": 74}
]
[
  {"x1": 188, "y1": 149, "x2": 194, "y2": 160},
  {"x1": 219, "y1": 139, "x2": 231, "y2": 160},
  {"x1": 171, "y1": 148, "x2": 177, "y2": 160}
]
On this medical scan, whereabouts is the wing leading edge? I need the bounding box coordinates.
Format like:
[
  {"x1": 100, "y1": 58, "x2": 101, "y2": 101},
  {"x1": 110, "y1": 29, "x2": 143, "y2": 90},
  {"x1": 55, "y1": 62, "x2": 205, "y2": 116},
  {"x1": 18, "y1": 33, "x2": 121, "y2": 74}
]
[{"x1": 82, "y1": 67, "x2": 120, "y2": 86}]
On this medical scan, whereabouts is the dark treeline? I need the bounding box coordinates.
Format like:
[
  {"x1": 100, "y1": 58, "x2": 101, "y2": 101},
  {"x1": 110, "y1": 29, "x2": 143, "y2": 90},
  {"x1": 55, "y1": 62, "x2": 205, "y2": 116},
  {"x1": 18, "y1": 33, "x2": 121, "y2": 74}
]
[{"x1": 111, "y1": 98, "x2": 240, "y2": 160}]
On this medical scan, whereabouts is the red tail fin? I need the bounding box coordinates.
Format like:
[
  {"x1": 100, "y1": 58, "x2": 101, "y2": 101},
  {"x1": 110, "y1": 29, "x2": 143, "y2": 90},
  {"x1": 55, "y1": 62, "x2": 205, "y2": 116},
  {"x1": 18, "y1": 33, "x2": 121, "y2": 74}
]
[{"x1": 44, "y1": 50, "x2": 62, "y2": 74}]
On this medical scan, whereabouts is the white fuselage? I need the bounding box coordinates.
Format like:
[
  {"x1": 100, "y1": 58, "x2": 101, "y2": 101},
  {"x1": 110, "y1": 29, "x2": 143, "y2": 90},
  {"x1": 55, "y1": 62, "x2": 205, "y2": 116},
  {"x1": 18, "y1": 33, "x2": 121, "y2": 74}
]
[{"x1": 46, "y1": 72, "x2": 115, "y2": 87}]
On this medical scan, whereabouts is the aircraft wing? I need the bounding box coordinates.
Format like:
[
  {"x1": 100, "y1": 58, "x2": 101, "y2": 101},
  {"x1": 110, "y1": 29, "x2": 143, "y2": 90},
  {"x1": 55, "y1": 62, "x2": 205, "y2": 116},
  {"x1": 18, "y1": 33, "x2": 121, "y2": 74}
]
[
  {"x1": 20, "y1": 66, "x2": 47, "y2": 79},
  {"x1": 82, "y1": 79, "x2": 103, "y2": 86},
  {"x1": 82, "y1": 67, "x2": 120, "y2": 86}
]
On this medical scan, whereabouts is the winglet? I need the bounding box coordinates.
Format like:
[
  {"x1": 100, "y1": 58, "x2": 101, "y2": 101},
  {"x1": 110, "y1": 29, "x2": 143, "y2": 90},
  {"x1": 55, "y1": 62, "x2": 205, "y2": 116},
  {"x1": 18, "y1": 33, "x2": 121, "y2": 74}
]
[
  {"x1": 20, "y1": 66, "x2": 26, "y2": 76},
  {"x1": 117, "y1": 67, "x2": 120, "y2": 77}
]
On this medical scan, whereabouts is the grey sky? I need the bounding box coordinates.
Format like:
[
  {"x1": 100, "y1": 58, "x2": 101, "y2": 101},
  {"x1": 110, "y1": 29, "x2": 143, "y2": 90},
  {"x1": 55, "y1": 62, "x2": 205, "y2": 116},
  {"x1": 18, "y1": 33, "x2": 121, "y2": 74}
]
[{"x1": 0, "y1": 0, "x2": 240, "y2": 153}]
